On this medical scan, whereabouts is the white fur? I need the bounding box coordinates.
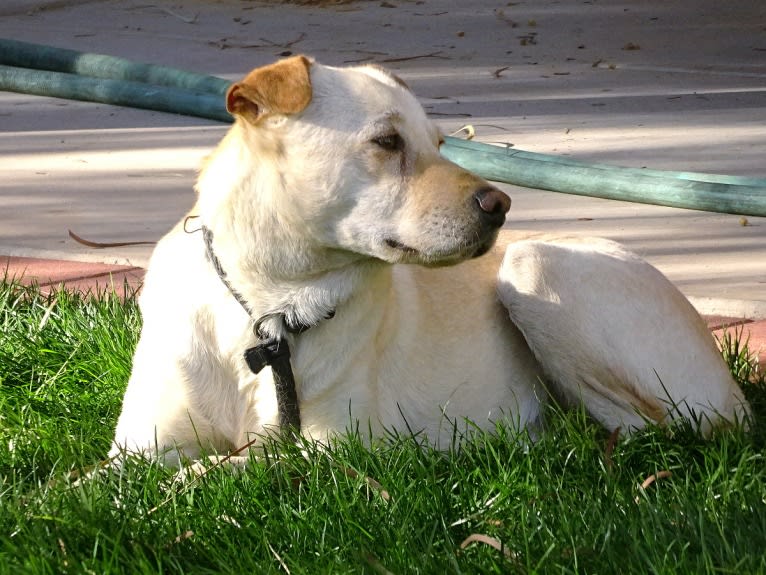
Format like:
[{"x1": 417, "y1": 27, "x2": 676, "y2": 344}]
[{"x1": 111, "y1": 59, "x2": 748, "y2": 465}]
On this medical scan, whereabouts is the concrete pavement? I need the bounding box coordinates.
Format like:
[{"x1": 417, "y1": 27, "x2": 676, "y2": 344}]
[{"x1": 0, "y1": 0, "x2": 764, "y2": 365}]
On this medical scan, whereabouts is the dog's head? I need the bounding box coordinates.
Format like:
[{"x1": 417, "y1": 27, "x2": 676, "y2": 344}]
[{"x1": 221, "y1": 55, "x2": 510, "y2": 267}]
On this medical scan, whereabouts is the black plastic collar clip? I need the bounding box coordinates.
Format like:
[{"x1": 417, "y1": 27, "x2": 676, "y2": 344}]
[{"x1": 244, "y1": 339, "x2": 290, "y2": 374}]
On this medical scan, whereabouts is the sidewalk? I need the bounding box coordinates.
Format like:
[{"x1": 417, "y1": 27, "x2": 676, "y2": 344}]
[{"x1": 0, "y1": 0, "x2": 764, "y2": 369}]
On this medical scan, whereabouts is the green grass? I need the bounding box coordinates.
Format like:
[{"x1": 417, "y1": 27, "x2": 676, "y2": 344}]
[{"x1": 0, "y1": 279, "x2": 765, "y2": 574}]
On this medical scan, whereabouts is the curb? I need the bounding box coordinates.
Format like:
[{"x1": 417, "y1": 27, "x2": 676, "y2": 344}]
[{"x1": 1, "y1": 255, "x2": 145, "y2": 297}]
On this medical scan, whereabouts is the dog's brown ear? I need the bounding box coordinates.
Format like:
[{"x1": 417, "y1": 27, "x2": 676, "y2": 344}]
[{"x1": 226, "y1": 55, "x2": 313, "y2": 124}]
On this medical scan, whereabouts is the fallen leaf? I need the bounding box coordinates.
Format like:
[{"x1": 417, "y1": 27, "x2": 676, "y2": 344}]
[
  {"x1": 460, "y1": 534, "x2": 515, "y2": 559},
  {"x1": 634, "y1": 470, "x2": 672, "y2": 503}
]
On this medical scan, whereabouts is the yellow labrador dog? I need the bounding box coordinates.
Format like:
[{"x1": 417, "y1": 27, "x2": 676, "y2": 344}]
[{"x1": 111, "y1": 56, "x2": 748, "y2": 465}]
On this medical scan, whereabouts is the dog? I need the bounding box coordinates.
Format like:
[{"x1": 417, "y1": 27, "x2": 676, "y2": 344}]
[{"x1": 110, "y1": 56, "x2": 749, "y2": 466}]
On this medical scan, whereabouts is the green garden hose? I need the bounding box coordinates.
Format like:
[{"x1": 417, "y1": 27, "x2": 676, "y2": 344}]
[
  {"x1": 2, "y1": 38, "x2": 765, "y2": 217},
  {"x1": 0, "y1": 64, "x2": 231, "y2": 123},
  {"x1": 0, "y1": 38, "x2": 230, "y2": 95},
  {"x1": 440, "y1": 138, "x2": 766, "y2": 216}
]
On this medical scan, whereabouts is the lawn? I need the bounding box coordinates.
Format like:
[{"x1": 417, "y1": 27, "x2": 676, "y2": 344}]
[{"x1": 0, "y1": 279, "x2": 764, "y2": 574}]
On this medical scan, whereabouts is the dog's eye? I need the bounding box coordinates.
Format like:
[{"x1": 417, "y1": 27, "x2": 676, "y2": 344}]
[{"x1": 372, "y1": 133, "x2": 404, "y2": 152}]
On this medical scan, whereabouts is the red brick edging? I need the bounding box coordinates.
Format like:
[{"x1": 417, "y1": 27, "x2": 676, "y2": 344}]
[{"x1": 1, "y1": 255, "x2": 145, "y2": 296}]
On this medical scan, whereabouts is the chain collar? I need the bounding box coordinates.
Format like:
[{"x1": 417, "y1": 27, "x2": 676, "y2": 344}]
[{"x1": 201, "y1": 225, "x2": 304, "y2": 432}]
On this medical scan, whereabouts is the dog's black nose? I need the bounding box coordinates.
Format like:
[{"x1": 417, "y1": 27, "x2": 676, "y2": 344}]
[{"x1": 474, "y1": 187, "x2": 511, "y2": 227}]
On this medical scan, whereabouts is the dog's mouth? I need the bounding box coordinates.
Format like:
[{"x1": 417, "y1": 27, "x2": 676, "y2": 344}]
[
  {"x1": 383, "y1": 232, "x2": 496, "y2": 265},
  {"x1": 384, "y1": 237, "x2": 419, "y2": 255}
]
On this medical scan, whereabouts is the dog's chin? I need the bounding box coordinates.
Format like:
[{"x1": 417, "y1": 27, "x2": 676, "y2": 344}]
[{"x1": 382, "y1": 232, "x2": 498, "y2": 267}]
